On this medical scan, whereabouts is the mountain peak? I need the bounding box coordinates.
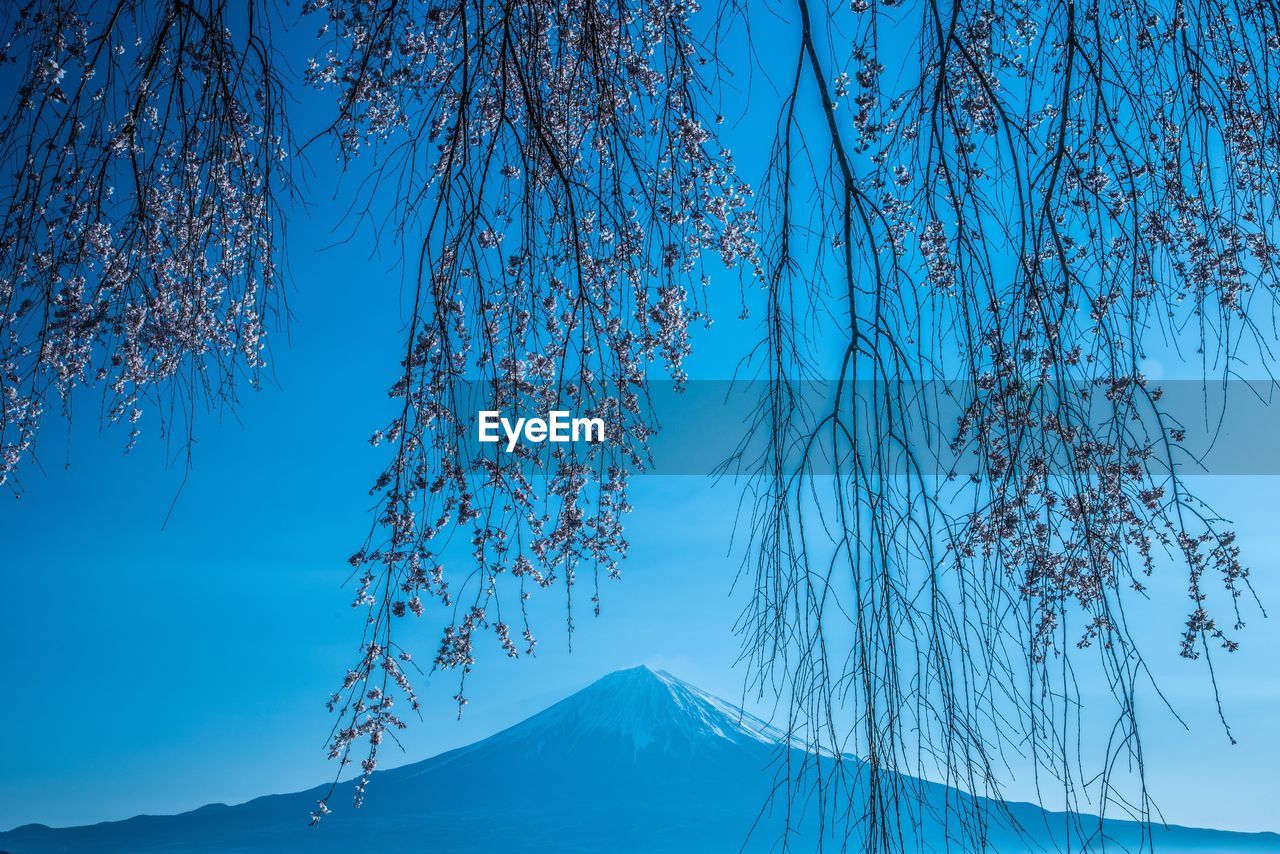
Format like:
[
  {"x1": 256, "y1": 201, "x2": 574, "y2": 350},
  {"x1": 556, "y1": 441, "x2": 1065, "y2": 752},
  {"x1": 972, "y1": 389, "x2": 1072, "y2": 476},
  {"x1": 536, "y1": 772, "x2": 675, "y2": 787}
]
[
  {"x1": 5, "y1": 667, "x2": 1276, "y2": 854},
  {"x1": 487, "y1": 666, "x2": 783, "y2": 756},
  {"x1": 592, "y1": 664, "x2": 685, "y2": 690},
  {"x1": 603, "y1": 663, "x2": 664, "y2": 679}
]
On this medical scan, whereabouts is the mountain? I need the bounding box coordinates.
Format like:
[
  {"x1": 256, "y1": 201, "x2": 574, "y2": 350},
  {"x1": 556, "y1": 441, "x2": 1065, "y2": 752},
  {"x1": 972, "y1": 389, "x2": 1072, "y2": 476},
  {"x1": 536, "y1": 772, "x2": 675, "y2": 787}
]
[{"x1": 2, "y1": 666, "x2": 1277, "y2": 853}]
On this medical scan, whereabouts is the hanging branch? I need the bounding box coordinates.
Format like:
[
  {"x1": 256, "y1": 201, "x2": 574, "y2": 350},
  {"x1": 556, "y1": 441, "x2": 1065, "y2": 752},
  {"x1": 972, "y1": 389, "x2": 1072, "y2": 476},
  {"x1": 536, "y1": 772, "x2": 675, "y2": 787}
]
[
  {"x1": 740, "y1": 0, "x2": 1275, "y2": 849},
  {"x1": 302, "y1": 0, "x2": 759, "y2": 818},
  {"x1": 0, "y1": 0, "x2": 289, "y2": 488}
]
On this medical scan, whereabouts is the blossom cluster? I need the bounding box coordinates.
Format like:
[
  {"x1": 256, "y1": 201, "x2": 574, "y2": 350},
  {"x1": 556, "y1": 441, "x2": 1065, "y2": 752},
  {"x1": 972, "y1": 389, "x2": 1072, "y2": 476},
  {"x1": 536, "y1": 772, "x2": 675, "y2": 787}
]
[
  {"x1": 304, "y1": 0, "x2": 759, "y2": 815},
  {"x1": 746, "y1": 0, "x2": 1277, "y2": 833},
  {"x1": 829, "y1": 0, "x2": 1274, "y2": 664},
  {"x1": 0, "y1": 0, "x2": 285, "y2": 489}
]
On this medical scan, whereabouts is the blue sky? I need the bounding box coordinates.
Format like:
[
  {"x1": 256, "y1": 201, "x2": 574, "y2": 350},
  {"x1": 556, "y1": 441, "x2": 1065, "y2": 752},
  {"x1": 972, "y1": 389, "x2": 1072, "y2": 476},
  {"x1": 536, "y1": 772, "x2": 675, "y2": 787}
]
[
  {"x1": 2, "y1": 3, "x2": 1280, "y2": 839},
  {"x1": 0, "y1": 189, "x2": 763, "y2": 829},
  {"x1": 3, "y1": 205, "x2": 1279, "y2": 833}
]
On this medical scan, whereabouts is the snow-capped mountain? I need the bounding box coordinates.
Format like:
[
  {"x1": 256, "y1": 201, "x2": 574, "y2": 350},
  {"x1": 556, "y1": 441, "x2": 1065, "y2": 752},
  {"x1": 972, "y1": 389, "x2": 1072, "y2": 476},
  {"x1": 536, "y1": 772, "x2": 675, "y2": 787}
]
[
  {"x1": 2, "y1": 666, "x2": 1277, "y2": 853},
  {"x1": 485, "y1": 663, "x2": 792, "y2": 753}
]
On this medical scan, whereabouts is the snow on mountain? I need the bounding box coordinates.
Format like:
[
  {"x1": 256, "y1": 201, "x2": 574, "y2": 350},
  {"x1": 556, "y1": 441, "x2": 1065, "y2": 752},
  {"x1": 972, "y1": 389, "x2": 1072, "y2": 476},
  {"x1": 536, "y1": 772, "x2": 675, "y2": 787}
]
[
  {"x1": 487, "y1": 665, "x2": 788, "y2": 753},
  {"x1": 2, "y1": 666, "x2": 1277, "y2": 853}
]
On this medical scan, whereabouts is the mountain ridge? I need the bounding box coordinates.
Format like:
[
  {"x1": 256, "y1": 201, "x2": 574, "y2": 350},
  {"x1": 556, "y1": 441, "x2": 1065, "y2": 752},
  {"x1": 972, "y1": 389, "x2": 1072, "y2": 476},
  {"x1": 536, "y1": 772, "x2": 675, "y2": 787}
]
[{"x1": 2, "y1": 666, "x2": 1278, "y2": 853}]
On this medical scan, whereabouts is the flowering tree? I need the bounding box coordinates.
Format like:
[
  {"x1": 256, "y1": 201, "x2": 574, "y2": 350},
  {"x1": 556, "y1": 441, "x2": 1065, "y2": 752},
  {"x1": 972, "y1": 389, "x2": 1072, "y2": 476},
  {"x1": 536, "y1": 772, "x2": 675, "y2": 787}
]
[
  {"x1": 299, "y1": 0, "x2": 758, "y2": 817},
  {"x1": 739, "y1": 0, "x2": 1273, "y2": 848},
  {"x1": 2, "y1": 0, "x2": 1276, "y2": 850},
  {"x1": 0, "y1": 0, "x2": 285, "y2": 485}
]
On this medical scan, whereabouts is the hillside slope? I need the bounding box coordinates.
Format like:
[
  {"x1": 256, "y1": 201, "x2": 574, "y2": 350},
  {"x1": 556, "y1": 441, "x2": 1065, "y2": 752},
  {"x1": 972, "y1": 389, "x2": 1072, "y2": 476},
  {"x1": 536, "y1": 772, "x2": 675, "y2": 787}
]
[{"x1": 2, "y1": 667, "x2": 1276, "y2": 853}]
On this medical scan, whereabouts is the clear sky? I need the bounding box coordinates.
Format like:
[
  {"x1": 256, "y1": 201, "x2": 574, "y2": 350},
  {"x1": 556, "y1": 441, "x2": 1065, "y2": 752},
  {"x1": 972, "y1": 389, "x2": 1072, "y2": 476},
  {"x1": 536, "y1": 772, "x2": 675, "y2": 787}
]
[
  {"x1": 2, "y1": 4, "x2": 1279, "y2": 839},
  {"x1": 4, "y1": 214, "x2": 1279, "y2": 835}
]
